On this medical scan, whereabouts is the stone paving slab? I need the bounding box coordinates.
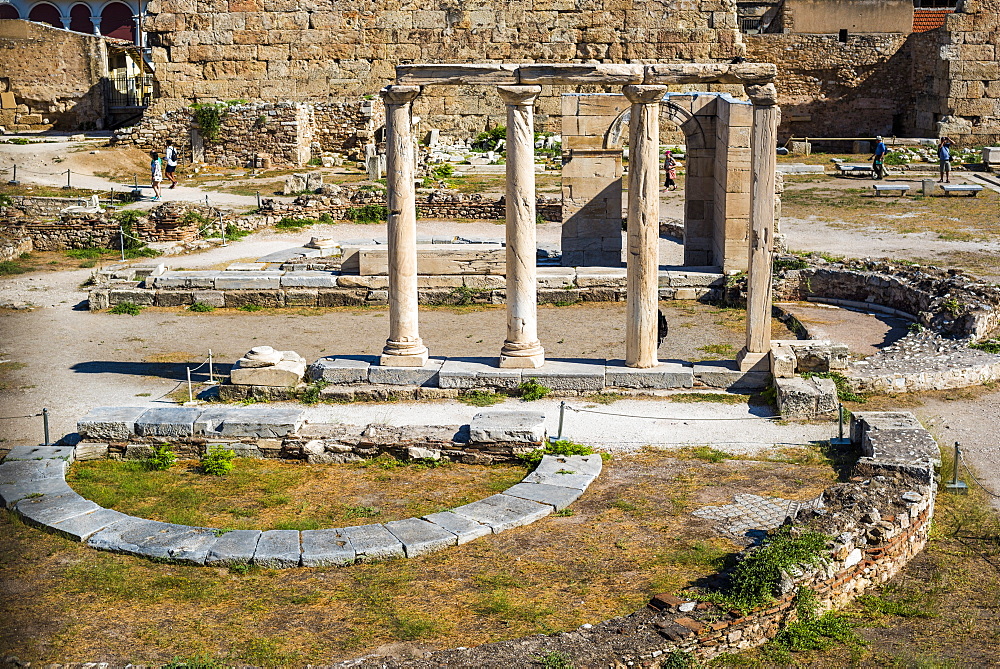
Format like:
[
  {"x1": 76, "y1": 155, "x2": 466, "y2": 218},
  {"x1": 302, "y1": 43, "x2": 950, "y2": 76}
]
[
  {"x1": 134, "y1": 406, "x2": 202, "y2": 438},
  {"x1": 0, "y1": 458, "x2": 68, "y2": 485},
  {"x1": 0, "y1": 478, "x2": 74, "y2": 508},
  {"x1": 524, "y1": 359, "x2": 607, "y2": 391},
  {"x1": 3, "y1": 445, "x2": 76, "y2": 462},
  {"x1": 368, "y1": 358, "x2": 445, "y2": 387},
  {"x1": 77, "y1": 407, "x2": 149, "y2": 440},
  {"x1": 307, "y1": 356, "x2": 377, "y2": 384},
  {"x1": 88, "y1": 517, "x2": 216, "y2": 564},
  {"x1": 301, "y1": 528, "x2": 356, "y2": 566},
  {"x1": 153, "y1": 270, "x2": 221, "y2": 289},
  {"x1": 502, "y1": 482, "x2": 584, "y2": 511},
  {"x1": 693, "y1": 493, "x2": 825, "y2": 541},
  {"x1": 48, "y1": 507, "x2": 129, "y2": 542},
  {"x1": 214, "y1": 271, "x2": 283, "y2": 290},
  {"x1": 438, "y1": 358, "x2": 523, "y2": 389},
  {"x1": 605, "y1": 360, "x2": 694, "y2": 389},
  {"x1": 864, "y1": 429, "x2": 942, "y2": 467},
  {"x1": 469, "y1": 410, "x2": 546, "y2": 444},
  {"x1": 205, "y1": 529, "x2": 262, "y2": 566},
  {"x1": 692, "y1": 361, "x2": 770, "y2": 390},
  {"x1": 422, "y1": 511, "x2": 493, "y2": 544},
  {"x1": 253, "y1": 529, "x2": 302, "y2": 568},
  {"x1": 280, "y1": 272, "x2": 339, "y2": 288},
  {"x1": 342, "y1": 524, "x2": 405, "y2": 561},
  {"x1": 74, "y1": 443, "x2": 109, "y2": 461},
  {"x1": 384, "y1": 517, "x2": 458, "y2": 557},
  {"x1": 520, "y1": 454, "x2": 602, "y2": 490},
  {"x1": 451, "y1": 494, "x2": 551, "y2": 533},
  {"x1": 15, "y1": 492, "x2": 101, "y2": 527}
]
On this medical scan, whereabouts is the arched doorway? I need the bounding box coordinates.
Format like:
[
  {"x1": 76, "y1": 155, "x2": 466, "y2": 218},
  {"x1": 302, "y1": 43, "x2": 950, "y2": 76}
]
[
  {"x1": 69, "y1": 3, "x2": 91, "y2": 32},
  {"x1": 28, "y1": 2, "x2": 61, "y2": 27},
  {"x1": 0, "y1": 4, "x2": 19, "y2": 18},
  {"x1": 99, "y1": 1, "x2": 132, "y2": 40}
]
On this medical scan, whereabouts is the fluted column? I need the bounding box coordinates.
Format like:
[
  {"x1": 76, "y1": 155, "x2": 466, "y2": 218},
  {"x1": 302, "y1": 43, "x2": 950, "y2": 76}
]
[
  {"x1": 738, "y1": 84, "x2": 779, "y2": 372},
  {"x1": 623, "y1": 85, "x2": 666, "y2": 368},
  {"x1": 498, "y1": 85, "x2": 545, "y2": 369},
  {"x1": 380, "y1": 85, "x2": 429, "y2": 367}
]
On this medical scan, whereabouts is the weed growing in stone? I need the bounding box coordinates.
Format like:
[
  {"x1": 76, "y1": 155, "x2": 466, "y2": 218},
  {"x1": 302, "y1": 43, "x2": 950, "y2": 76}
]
[
  {"x1": 148, "y1": 444, "x2": 176, "y2": 471},
  {"x1": 188, "y1": 301, "x2": 215, "y2": 312},
  {"x1": 239, "y1": 304, "x2": 263, "y2": 312},
  {"x1": 696, "y1": 525, "x2": 829, "y2": 614},
  {"x1": 344, "y1": 504, "x2": 380, "y2": 519},
  {"x1": 971, "y1": 339, "x2": 1000, "y2": 354},
  {"x1": 522, "y1": 439, "x2": 595, "y2": 467},
  {"x1": 517, "y1": 378, "x2": 550, "y2": 401},
  {"x1": 681, "y1": 445, "x2": 729, "y2": 463},
  {"x1": 667, "y1": 392, "x2": 748, "y2": 405},
  {"x1": 660, "y1": 650, "x2": 698, "y2": 668},
  {"x1": 586, "y1": 392, "x2": 625, "y2": 405},
  {"x1": 300, "y1": 381, "x2": 327, "y2": 405},
  {"x1": 534, "y1": 651, "x2": 573, "y2": 668},
  {"x1": 800, "y1": 371, "x2": 866, "y2": 403},
  {"x1": 108, "y1": 301, "x2": 144, "y2": 316},
  {"x1": 459, "y1": 390, "x2": 506, "y2": 407},
  {"x1": 201, "y1": 445, "x2": 236, "y2": 476}
]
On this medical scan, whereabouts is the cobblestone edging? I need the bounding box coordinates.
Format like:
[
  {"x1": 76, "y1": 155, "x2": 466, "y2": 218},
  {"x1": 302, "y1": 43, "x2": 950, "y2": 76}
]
[
  {"x1": 329, "y1": 410, "x2": 938, "y2": 667},
  {"x1": 0, "y1": 422, "x2": 602, "y2": 567},
  {"x1": 773, "y1": 260, "x2": 1000, "y2": 394}
]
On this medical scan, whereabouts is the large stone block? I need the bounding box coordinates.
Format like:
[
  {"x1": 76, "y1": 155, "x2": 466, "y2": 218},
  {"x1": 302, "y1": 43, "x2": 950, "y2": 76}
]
[
  {"x1": 470, "y1": 410, "x2": 546, "y2": 444},
  {"x1": 307, "y1": 355, "x2": 375, "y2": 383},
  {"x1": 214, "y1": 271, "x2": 283, "y2": 289},
  {"x1": 88, "y1": 518, "x2": 219, "y2": 564},
  {"x1": 523, "y1": 359, "x2": 606, "y2": 391},
  {"x1": 252, "y1": 529, "x2": 301, "y2": 568},
  {"x1": 605, "y1": 361, "x2": 694, "y2": 388},
  {"x1": 15, "y1": 492, "x2": 100, "y2": 528},
  {"x1": 280, "y1": 271, "x2": 338, "y2": 288},
  {"x1": 194, "y1": 405, "x2": 304, "y2": 438},
  {"x1": 521, "y1": 454, "x2": 603, "y2": 490},
  {"x1": 134, "y1": 406, "x2": 202, "y2": 437},
  {"x1": 205, "y1": 529, "x2": 262, "y2": 566},
  {"x1": 774, "y1": 376, "x2": 837, "y2": 417},
  {"x1": 3, "y1": 445, "x2": 75, "y2": 462},
  {"x1": 301, "y1": 528, "x2": 356, "y2": 566},
  {"x1": 154, "y1": 270, "x2": 221, "y2": 289},
  {"x1": 77, "y1": 407, "x2": 149, "y2": 440},
  {"x1": 439, "y1": 358, "x2": 523, "y2": 389},
  {"x1": 422, "y1": 511, "x2": 492, "y2": 544},
  {"x1": 692, "y1": 360, "x2": 770, "y2": 390},
  {"x1": 47, "y1": 507, "x2": 128, "y2": 542},
  {"x1": 368, "y1": 358, "x2": 444, "y2": 386},
  {"x1": 384, "y1": 517, "x2": 457, "y2": 557},
  {"x1": 502, "y1": 481, "x2": 584, "y2": 511},
  {"x1": 341, "y1": 524, "x2": 405, "y2": 561}
]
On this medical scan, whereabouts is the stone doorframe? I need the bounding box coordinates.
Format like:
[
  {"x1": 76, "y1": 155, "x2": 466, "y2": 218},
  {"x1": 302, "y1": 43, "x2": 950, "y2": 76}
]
[
  {"x1": 562, "y1": 91, "x2": 755, "y2": 272},
  {"x1": 379, "y1": 63, "x2": 779, "y2": 373}
]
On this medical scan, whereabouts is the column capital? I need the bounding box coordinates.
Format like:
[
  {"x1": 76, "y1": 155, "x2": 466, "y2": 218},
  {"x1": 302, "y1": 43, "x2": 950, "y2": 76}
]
[
  {"x1": 380, "y1": 85, "x2": 421, "y2": 106},
  {"x1": 744, "y1": 83, "x2": 778, "y2": 106},
  {"x1": 497, "y1": 85, "x2": 542, "y2": 106},
  {"x1": 622, "y1": 84, "x2": 667, "y2": 105}
]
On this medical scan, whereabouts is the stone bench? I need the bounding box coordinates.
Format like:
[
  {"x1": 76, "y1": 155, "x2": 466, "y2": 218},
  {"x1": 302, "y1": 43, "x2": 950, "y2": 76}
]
[
  {"x1": 872, "y1": 184, "x2": 910, "y2": 196},
  {"x1": 836, "y1": 164, "x2": 873, "y2": 177},
  {"x1": 941, "y1": 184, "x2": 983, "y2": 196}
]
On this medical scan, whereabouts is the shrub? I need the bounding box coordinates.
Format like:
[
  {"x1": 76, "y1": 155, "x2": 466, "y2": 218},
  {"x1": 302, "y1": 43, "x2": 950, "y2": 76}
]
[
  {"x1": 66, "y1": 247, "x2": 109, "y2": 260},
  {"x1": 517, "y1": 378, "x2": 550, "y2": 401},
  {"x1": 522, "y1": 439, "x2": 595, "y2": 466},
  {"x1": 318, "y1": 213, "x2": 334, "y2": 224},
  {"x1": 188, "y1": 301, "x2": 215, "y2": 312},
  {"x1": 201, "y1": 444, "x2": 236, "y2": 476},
  {"x1": 108, "y1": 301, "x2": 144, "y2": 316},
  {"x1": 472, "y1": 125, "x2": 506, "y2": 151},
  {"x1": 275, "y1": 217, "x2": 317, "y2": 230},
  {"x1": 191, "y1": 102, "x2": 230, "y2": 142},
  {"x1": 0, "y1": 260, "x2": 31, "y2": 275},
  {"x1": 148, "y1": 443, "x2": 176, "y2": 471},
  {"x1": 345, "y1": 204, "x2": 388, "y2": 224},
  {"x1": 430, "y1": 163, "x2": 454, "y2": 179}
]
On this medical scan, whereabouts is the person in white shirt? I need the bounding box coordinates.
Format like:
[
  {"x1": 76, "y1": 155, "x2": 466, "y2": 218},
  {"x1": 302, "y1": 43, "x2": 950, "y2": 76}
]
[
  {"x1": 165, "y1": 139, "x2": 179, "y2": 189},
  {"x1": 149, "y1": 150, "x2": 163, "y2": 201}
]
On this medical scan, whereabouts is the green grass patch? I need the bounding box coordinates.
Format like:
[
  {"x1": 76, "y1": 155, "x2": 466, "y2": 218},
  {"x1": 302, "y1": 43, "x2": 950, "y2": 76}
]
[
  {"x1": 0, "y1": 260, "x2": 33, "y2": 275},
  {"x1": 275, "y1": 217, "x2": 318, "y2": 230},
  {"x1": 345, "y1": 204, "x2": 388, "y2": 224},
  {"x1": 188, "y1": 301, "x2": 215, "y2": 312},
  {"x1": 667, "y1": 393, "x2": 748, "y2": 405},
  {"x1": 239, "y1": 304, "x2": 263, "y2": 312},
  {"x1": 458, "y1": 389, "x2": 506, "y2": 407},
  {"x1": 678, "y1": 445, "x2": 730, "y2": 463},
  {"x1": 971, "y1": 339, "x2": 1000, "y2": 354},
  {"x1": 522, "y1": 439, "x2": 595, "y2": 467},
  {"x1": 800, "y1": 371, "x2": 866, "y2": 403},
  {"x1": 108, "y1": 301, "x2": 144, "y2": 316}
]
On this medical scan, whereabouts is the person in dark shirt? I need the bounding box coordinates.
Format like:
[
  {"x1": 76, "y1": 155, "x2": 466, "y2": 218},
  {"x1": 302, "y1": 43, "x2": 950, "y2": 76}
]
[
  {"x1": 871, "y1": 136, "x2": 888, "y2": 180},
  {"x1": 937, "y1": 136, "x2": 954, "y2": 183}
]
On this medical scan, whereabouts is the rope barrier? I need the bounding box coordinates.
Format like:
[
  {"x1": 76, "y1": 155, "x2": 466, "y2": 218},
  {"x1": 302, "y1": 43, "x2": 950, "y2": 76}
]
[
  {"x1": 564, "y1": 403, "x2": 786, "y2": 422},
  {"x1": 0, "y1": 413, "x2": 43, "y2": 420},
  {"x1": 959, "y1": 449, "x2": 1000, "y2": 500}
]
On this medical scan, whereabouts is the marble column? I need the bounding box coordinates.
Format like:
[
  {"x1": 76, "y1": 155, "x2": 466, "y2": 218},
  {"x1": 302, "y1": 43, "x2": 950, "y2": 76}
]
[
  {"x1": 623, "y1": 85, "x2": 667, "y2": 368},
  {"x1": 738, "y1": 84, "x2": 779, "y2": 372},
  {"x1": 379, "y1": 85, "x2": 429, "y2": 367},
  {"x1": 498, "y1": 85, "x2": 545, "y2": 368}
]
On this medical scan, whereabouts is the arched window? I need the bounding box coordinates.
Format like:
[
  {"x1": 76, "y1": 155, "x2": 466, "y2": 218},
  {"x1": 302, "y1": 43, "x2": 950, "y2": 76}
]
[
  {"x1": 0, "y1": 4, "x2": 20, "y2": 19},
  {"x1": 69, "y1": 3, "x2": 92, "y2": 32},
  {"x1": 100, "y1": 1, "x2": 132, "y2": 40},
  {"x1": 28, "y1": 3, "x2": 61, "y2": 28}
]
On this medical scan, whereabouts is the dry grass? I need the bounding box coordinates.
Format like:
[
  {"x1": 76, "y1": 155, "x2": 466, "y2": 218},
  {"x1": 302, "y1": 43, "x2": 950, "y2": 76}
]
[{"x1": 0, "y1": 451, "x2": 837, "y2": 665}]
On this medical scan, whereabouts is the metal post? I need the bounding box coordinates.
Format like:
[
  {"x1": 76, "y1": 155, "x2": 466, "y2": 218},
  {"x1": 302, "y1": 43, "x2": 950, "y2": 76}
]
[
  {"x1": 186, "y1": 366, "x2": 193, "y2": 403},
  {"x1": 219, "y1": 212, "x2": 227, "y2": 246},
  {"x1": 553, "y1": 400, "x2": 566, "y2": 442},
  {"x1": 256, "y1": 190, "x2": 261, "y2": 209},
  {"x1": 830, "y1": 403, "x2": 851, "y2": 446},
  {"x1": 205, "y1": 194, "x2": 209, "y2": 207},
  {"x1": 208, "y1": 349, "x2": 214, "y2": 383},
  {"x1": 945, "y1": 441, "x2": 969, "y2": 492},
  {"x1": 120, "y1": 227, "x2": 126, "y2": 261},
  {"x1": 8, "y1": 164, "x2": 19, "y2": 185},
  {"x1": 64, "y1": 169, "x2": 72, "y2": 189},
  {"x1": 42, "y1": 408, "x2": 50, "y2": 446}
]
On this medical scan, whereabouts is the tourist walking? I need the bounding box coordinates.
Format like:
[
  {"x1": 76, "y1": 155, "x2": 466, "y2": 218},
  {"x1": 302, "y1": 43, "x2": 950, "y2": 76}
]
[
  {"x1": 149, "y1": 151, "x2": 163, "y2": 201},
  {"x1": 663, "y1": 150, "x2": 678, "y2": 191},
  {"x1": 165, "y1": 139, "x2": 179, "y2": 189},
  {"x1": 937, "y1": 136, "x2": 954, "y2": 183},
  {"x1": 871, "y1": 136, "x2": 888, "y2": 180}
]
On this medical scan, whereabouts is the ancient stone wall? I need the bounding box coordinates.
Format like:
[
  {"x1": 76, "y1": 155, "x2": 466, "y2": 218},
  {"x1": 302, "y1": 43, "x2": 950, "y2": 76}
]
[
  {"x1": 115, "y1": 100, "x2": 382, "y2": 167},
  {"x1": 0, "y1": 20, "x2": 108, "y2": 131},
  {"x1": 141, "y1": 0, "x2": 747, "y2": 135}
]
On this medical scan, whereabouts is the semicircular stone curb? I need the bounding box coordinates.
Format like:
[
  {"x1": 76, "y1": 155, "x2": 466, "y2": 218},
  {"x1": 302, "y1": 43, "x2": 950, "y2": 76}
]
[{"x1": 0, "y1": 446, "x2": 602, "y2": 568}]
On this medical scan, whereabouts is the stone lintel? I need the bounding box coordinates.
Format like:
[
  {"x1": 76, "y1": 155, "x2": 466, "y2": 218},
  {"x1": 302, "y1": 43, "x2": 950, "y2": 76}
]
[
  {"x1": 518, "y1": 63, "x2": 645, "y2": 85},
  {"x1": 644, "y1": 62, "x2": 776, "y2": 85},
  {"x1": 396, "y1": 64, "x2": 518, "y2": 85}
]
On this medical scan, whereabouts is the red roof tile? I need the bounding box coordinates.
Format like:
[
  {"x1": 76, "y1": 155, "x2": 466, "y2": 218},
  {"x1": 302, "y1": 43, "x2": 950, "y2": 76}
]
[{"x1": 913, "y1": 9, "x2": 954, "y2": 33}]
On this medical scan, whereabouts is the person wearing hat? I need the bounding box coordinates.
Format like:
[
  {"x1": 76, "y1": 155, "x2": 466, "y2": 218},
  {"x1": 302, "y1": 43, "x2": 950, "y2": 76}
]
[
  {"x1": 871, "y1": 136, "x2": 888, "y2": 180},
  {"x1": 937, "y1": 136, "x2": 954, "y2": 183}
]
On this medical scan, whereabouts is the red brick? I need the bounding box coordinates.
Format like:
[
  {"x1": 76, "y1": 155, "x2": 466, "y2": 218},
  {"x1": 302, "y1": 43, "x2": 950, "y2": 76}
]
[
  {"x1": 648, "y1": 593, "x2": 687, "y2": 611},
  {"x1": 674, "y1": 617, "x2": 703, "y2": 632}
]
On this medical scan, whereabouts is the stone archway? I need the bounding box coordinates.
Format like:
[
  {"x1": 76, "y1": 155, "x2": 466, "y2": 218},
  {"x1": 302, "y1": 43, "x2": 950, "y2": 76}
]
[
  {"x1": 562, "y1": 92, "x2": 753, "y2": 272},
  {"x1": 0, "y1": 3, "x2": 20, "y2": 18}
]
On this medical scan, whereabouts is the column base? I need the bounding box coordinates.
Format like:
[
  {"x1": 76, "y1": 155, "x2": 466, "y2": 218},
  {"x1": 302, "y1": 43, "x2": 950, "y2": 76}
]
[
  {"x1": 380, "y1": 342, "x2": 429, "y2": 367},
  {"x1": 499, "y1": 342, "x2": 544, "y2": 368},
  {"x1": 736, "y1": 348, "x2": 771, "y2": 372},
  {"x1": 624, "y1": 358, "x2": 659, "y2": 369}
]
